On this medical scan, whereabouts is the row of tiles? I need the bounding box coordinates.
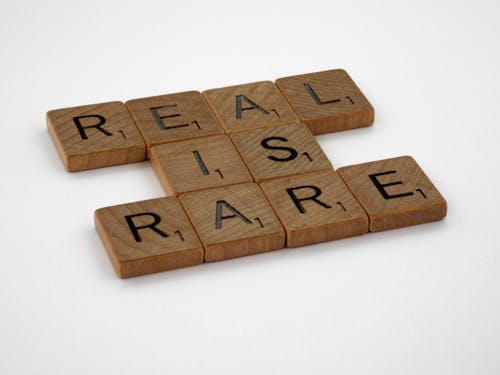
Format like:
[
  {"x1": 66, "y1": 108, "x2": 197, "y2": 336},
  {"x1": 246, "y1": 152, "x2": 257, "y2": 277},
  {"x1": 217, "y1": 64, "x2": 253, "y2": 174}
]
[
  {"x1": 47, "y1": 69, "x2": 374, "y2": 171},
  {"x1": 95, "y1": 156, "x2": 447, "y2": 278}
]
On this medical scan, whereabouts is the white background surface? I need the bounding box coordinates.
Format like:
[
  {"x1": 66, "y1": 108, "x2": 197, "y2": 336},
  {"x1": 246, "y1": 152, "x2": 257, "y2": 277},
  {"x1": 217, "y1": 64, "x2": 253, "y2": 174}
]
[{"x1": 1, "y1": 0, "x2": 499, "y2": 374}]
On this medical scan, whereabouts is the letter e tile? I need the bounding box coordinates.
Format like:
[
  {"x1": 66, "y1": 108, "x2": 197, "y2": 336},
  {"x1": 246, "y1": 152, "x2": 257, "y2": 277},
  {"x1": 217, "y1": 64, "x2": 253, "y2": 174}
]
[
  {"x1": 126, "y1": 91, "x2": 224, "y2": 156},
  {"x1": 337, "y1": 156, "x2": 447, "y2": 231}
]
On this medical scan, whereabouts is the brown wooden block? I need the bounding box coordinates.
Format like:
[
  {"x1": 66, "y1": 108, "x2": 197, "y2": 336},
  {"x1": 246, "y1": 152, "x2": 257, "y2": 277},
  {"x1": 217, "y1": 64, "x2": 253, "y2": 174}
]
[
  {"x1": 260, "y1": 172, "x2": 368, "y2": 247},
  {"x1": 94, "y1": 196, "x2": 203, "y2": 278},
  {"x1": 150, "y1": 135, "x2": 253, "y2": 195},
  {"x1": 230, "y1": 123, "x2": 333, "y2": 182},
  {"x1": 126, "y1": 91, "x2": 224, "y2": 156},
  {"x1": 179, "y1": 183, "x2": 285, "y2": 262},
  {"x1": 203, "y1": 81, "x2": 299, "y2": 133},
  {"x1": 337, "y1": 156, "x2": 447, "y2": 232},
  {"x1": 47, "y1": 101, "x2": 146, "y2": 171},
  {"x1": 275, "y1": 69, "x2": 374, "y2": 135}
]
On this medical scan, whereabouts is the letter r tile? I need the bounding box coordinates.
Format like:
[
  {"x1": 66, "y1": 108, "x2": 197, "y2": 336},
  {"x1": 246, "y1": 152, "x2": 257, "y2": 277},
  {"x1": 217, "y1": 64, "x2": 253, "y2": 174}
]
[
  {"x1": 46, "y1": 101, "x2": 146, "y2": 171},
  {"x1": 337, "y1": 156, "x2": 447, "y2": 232},
  {"x1": 260, "y1": 172, "x2": 368, "y2": 247},
  {"x1": 203, "y1": 81, "x2": 299, "y2": 133},
  {"x1": 126, "y1": 91, "x2": 224, "y2": 156},
  {"x1": 94, "y1": 197, "x2": 204, "y2": 278},
  {"x1": 179, "y1": 183, "x2": 285, "y2": 262}
]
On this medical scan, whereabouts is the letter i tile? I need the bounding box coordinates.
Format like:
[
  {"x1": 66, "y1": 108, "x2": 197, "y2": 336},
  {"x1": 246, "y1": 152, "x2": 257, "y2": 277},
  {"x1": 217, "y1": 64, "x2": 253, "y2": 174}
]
[{"x1": 150, "y1": 135, "x2": 253, "y2": 195}]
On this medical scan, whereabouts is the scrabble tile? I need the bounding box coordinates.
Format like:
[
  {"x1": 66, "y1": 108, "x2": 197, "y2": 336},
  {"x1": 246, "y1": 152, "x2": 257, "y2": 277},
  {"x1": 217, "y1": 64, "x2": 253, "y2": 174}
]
[
  {"x1": 203, "y1": 81, "x2": 299, "y2": 133},
  {"x1": 179, "y1": 183, "x2": 285, "y2": 262},
  {"x1": 337, "y1": 156, "x2": 447, "y2": 232},
  {"x1": 230, "y1": 123, "x2": 333, "y2": 182},
  {"x1": 260, "y1": 172, "x2": 369, "y2": 247},
  {"x1": 95, "y1": 197, "x2": 203, "y2": 278},
  {"x1": 150, "y1": 135, "x2": 253, "y2": 195},
  {"x1": 47, "y1": 101, "x2": 146, "y2": 171},
  {"x1": 275, "y1": 69, "x2": 374, "y2": 135},
  {"x1": 126, "y1": 91, "x2": 224, "y2": 155}
]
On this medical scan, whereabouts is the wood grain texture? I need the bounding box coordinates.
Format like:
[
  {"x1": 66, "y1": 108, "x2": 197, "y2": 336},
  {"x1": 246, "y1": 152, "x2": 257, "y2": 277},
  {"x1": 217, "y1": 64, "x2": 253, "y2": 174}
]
[
  {"x1": 337, "y1": 156, "x2": 447, "y2": 232},
  {"x1": 47, "y1": 101, "x2": 146, "y2": 171},
  {"x1": 150, "y1": 135, "x2": 253, "y2": 195},
  {"x1": 203, "y1": 81, "x2": 299, "y2": 133},
  {"x1": 275, "y1": 69, "x2": 374, "y2": 135},
  {"x1": 126, "y1": 91, "x2": 224, "y2": 156},
  {"x1": 94, "y1": 197, "x2": 204, "y2": 278},
  {"x1": 260, "y1": 172, "x2": 368, "y2": 247},
  {"x1": 230, "y1": 123, "x2": 333, "y2": 182},
  {"x1": 179, "y1": 183, "x2": 285, "y2": 262}
]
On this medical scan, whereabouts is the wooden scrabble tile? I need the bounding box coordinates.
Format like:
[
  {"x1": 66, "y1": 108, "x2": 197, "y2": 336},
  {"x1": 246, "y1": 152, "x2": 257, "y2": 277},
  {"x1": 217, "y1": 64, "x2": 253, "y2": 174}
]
[
  {"x1": 230, "y1": 123, "x2": 333, "y2": 182},
  {"x1": 150, "y1": 135, "x2": 253, "y2": 195},
  {"x1": 337, "y1": 156, "x2": 447, "y2": 232},
  {"x1": 47, "y1": 101, "x2": 146, "y2": 171},
  {"x1": 126, "y1": 91, "x2": 224, "y2": 155},
  {"x1": 275, "y1": 69, "x2": 374, "y2": 135},
  {"x1": 95, "y1": 196, "x2": 203, "y2": 278},
  {"x1": 260, "y1": 172, "x2": 368, "y2": 247},
  {"x1": 179, "y1": 183, "x2": 285, "y2": 262},
  {"x1": 203, "y1": 81, "x2": 299, "y2": 133}
]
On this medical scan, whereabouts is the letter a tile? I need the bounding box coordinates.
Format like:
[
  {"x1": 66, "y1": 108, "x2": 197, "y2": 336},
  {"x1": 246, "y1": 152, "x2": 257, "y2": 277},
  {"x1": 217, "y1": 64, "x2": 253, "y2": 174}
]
[
  {"x1": 47, "y1": 101, "x2": 146, "y2": 171},
  {"x1": 337, "y1": 156, "x2": 447, "y2": 231},
  {"x1": 179, "y1": 183, "x2": 285, "y2": 262},
  {"x1": 203, "y1": 81, "x2": 299, "y2": 133},
  {"x1": 95, "y1": 197, "x2": 203, "y2": 278},
  {"x1": 260, "y1": 172, "x2": 368, "y2": 247},
  {"x1": 276, "y1": 69, "x2": 374, "y2": 135}
]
